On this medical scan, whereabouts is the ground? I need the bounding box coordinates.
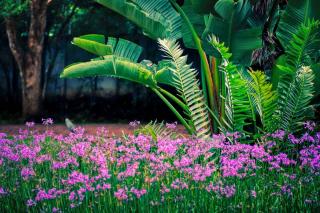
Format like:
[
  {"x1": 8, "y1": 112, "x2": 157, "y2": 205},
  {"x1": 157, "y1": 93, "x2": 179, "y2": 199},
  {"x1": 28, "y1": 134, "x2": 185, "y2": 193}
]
[{"x1": 0, "y1": 123, "x2": 186, "y2": 136}]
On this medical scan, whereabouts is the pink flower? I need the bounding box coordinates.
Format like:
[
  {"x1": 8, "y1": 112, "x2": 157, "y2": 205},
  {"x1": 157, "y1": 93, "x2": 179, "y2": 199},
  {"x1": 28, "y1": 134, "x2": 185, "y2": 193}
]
[
  {"x1": 42, "y1": 118, "x2": 54, "y2": 126},
  {"x1": 0, "y1": 187, "x2": 7, "y2": 195},
  {"x1": 69, "y1": 192, "x2": 76, "y2": 201},
  {"x1": 25, "y1": 122, "x2": 35, "y2": 128},
  {"x1": 21, "y1": 167, "x2": 35, "y2": 180},
  {"x1": 130, "y1": 188, "x2": 147, "y2": 198},
  {"x1": 251, "y1": 190, "x2": 257, "y2": 198},
  {"x1": 129, "y1": 120, "x2": 140, "y2": 128},
  {"x1": 26, "y1": 199, "x2": 36, "y2": 207},
  {"x1": 166, "y1": 122, "x2": 177, "y2": 129},
  {"x1": 71, "y1": 142, "x2": 91, "y2": 157},
  {"x1": 114, "y1": 188, "x2": 128, "y2": 200}
]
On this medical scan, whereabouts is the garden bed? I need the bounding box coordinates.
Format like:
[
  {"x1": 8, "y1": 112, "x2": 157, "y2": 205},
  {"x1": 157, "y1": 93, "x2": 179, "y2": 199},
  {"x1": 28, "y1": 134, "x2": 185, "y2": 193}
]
[{"x1": 0, "y1": 122, "x2": 319, "y2": 212}]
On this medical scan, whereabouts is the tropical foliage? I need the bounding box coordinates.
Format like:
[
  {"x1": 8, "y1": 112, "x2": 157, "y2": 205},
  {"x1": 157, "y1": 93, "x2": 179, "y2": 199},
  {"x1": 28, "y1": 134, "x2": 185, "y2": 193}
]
[{"x1": 61, "y1": 0, "x2": 320, "y2": 138}]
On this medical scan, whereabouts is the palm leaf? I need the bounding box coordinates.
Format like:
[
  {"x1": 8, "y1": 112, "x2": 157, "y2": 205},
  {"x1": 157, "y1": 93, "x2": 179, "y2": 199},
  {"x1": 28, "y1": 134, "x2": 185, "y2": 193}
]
[
  {"x1": 158, "y1": 39, "x2": 211, "y2": 139},
  {"x1": 95, "y1": 0, "x2": 181, "y2": 39}
]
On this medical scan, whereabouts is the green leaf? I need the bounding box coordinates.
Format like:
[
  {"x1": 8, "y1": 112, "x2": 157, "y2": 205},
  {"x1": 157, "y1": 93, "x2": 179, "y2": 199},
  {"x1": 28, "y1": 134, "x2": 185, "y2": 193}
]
[
  {"x1": 95, "y1": 0, "x2": 181, "y2": 39},
  {"x1": 275, "y1": 66, "x2": 315, "y2": 132},
  {"x1": 272, "y1": 19, "x2": 320, "y2": 88},
  {"x1": 247, "y1": 71, "x2": 278, "y2": 132},
  {"x1": 60, "y1": 55, "x2": 156, "y2": 87},
  {"x1": 209, "y1": 36, "x2": 253, "y2": 132},
  {"x1": 277, "y1": 0, "x2": 320, "y2": 49},
  {"x1": 72, "y1": 35, "x2": 113, "y2": 56},
  {"x1": 189, "y1": 0, "x2": 217, "y2": 14},
  {"x1": 159, "y1": 39, "x2": 211, "y2": 139}
]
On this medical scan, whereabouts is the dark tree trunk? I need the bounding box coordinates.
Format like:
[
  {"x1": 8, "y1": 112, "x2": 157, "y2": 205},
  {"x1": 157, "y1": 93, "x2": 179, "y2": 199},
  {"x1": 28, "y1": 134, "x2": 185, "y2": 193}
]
[{"x1": 5, "y1": 0, "x2": 48, "y2": 119}]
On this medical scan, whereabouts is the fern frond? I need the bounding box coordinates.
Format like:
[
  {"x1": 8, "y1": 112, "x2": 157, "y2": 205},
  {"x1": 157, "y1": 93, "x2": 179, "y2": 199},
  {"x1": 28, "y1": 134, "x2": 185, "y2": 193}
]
[
  {"x1": 247, "y1": 71, "x2": 278, "y2": 132},
  {"x1": 158, "y1": 39, "x2": 211, "y2": 139},
  {"x1": 276, "y1": 66, "x2": 315, "y2": 132},
  {"x1": 284, "y1": 19, "x2": 320, "y2": 71},
  {"x1": 136, "y1": 121, "x2": 176, "y2": 140},
  {"x1": 274, "y1": 20, "x2": 320, "y2": 88},
  {"x1": 209, "y1": 36, "x2": 253, "y2": 133}
]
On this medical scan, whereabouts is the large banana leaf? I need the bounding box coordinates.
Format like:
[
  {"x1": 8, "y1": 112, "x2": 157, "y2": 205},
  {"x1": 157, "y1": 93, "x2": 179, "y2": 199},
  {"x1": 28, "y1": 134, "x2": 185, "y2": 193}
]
[
  {"x1": 60, "y1": 55, "x2": 156, "y2": 87},
  {"x1": 72, "y1": 34, "x2": 113, "y2": 56},
  {"x1": 189, "y1": 0, "x2": 217, "y2": 14},
  {"x1": 277, "y1": 0, "x2": 320, "y2": 49},
  {"x1": 71, "y1": 34, "x2": 143, "y2": 62},
  {"x1": 182, "y1": 0, "x2": 262, "y2": 65},
  {"x1": 207, "y1": 0, "x2": 262, "y2": 65},
  {"x1": 95, "y1": 0, "x2": 181, "y2": 39}
]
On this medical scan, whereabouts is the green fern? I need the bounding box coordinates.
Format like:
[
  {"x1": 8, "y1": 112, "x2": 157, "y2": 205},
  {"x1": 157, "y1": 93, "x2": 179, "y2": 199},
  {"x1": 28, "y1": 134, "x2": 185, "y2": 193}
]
[
  {"x1": 135, "y1": 121, "x2": 177, "y2": 140},
  {"x1": 158, "y1": 39, "x2": 211, "y2": 139},
  {"x1": 209, "y1": 36, "x2": 253, "y2": 133},
  {"x1": 246, "y1": 71, "x2": 278, "y2": 132},
  {"x1": 276, "y1": 66, "x2": 315, "y2": 132},
  {"x1": 273, "y1": 19, "x2": 320, "y2": 88}
]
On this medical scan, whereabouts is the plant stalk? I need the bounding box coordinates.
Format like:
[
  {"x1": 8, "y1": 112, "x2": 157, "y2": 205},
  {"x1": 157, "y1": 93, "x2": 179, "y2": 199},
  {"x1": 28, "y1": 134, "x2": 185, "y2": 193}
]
[
  {"x1": 170, "y1": 0, "x2": 215, "y2": 119},
  {"x1": 151, "y1": 87, "x2": 194, "y2": 134}
]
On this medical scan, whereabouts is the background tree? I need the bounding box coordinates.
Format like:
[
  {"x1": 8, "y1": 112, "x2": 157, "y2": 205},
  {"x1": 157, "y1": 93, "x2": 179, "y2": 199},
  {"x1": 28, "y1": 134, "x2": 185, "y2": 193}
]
[{"x1": 1, "y1": 0, "x2": 49, "y2": 119}]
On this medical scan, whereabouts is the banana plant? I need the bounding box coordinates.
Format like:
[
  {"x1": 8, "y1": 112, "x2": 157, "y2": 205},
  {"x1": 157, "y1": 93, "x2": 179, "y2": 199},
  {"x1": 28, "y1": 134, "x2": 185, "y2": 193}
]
[
  {"x1": 61, "y1": 34, "x2": 212, "y2": 138},
  {"x1": 61, "y1": 0, "x2": 320, "y2": 137}
]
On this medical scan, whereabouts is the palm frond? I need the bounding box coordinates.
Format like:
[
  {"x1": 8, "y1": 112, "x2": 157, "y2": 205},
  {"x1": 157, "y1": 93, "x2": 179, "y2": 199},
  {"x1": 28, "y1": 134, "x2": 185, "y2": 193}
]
[
  {"x1": 158, "y1": 39, "x2": 211, "y2": 139},
  {"x1": 276, "y1": 66, "x2": 315, "y2": 132}
]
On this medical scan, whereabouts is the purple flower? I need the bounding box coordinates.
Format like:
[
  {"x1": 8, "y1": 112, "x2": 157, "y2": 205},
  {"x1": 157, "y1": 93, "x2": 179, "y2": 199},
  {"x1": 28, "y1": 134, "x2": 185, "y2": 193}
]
[
  {"x1": 271, "y1": 130, "x2": 286, "y2": 140},
  {"x1": 130, "y1": 188, "x2": 147, "y2": 198},
  {"x1": 21, "y1": 167, "x2": 35, "y2": 180},
  {"x1": 129, "y1": 120, "x2": 140, "y2": 128},
  {"x1": 42, "y1": 118, "x2": 54, "y2": 126},
  {"x1": 304, "y1": 121, "x2": 316, "y2": 131},
  {"x1": 251, "y1": 190, "x2": 257, "y2": 198},
  {"x1": 25, "y1": 121, "x2": 35, "y2": 128},
  {"x1": 0, "y1": 187, "x2": 7, "y2": 195},
  {"x1": 114, "y1": 188, "x2": 128, "y2": 200},
  {"x1": 0, "y1": 133, "x2": 7, "y2": 139},
  {"x1": 52, "y1": 207, "x2": 60, "y2": 213},
  {"x1": 26, "y1": 199, "x2": 36, "y2": 207},
  {"x1": 166, "y1": 122, "x2": 177, "y2": 129},
  {"x1": 281, "y1": 185, "x2": 292, "y2": 196}
]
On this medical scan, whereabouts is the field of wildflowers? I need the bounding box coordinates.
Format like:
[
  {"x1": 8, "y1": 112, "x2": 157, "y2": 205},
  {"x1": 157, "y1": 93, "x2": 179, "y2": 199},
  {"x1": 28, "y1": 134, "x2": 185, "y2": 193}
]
[{"x1": 0, "y1": 120, "x2": 319, "y2": 212}]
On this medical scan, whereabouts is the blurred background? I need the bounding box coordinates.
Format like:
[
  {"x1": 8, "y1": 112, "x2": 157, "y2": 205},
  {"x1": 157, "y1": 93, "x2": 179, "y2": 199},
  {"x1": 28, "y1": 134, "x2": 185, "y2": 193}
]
[
  {"x1": 0, "y1": 0, "x2": 196, "y2": 124},
  {"x1": 0, "y1": 0, "x2": 319, "y2": 125}
]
